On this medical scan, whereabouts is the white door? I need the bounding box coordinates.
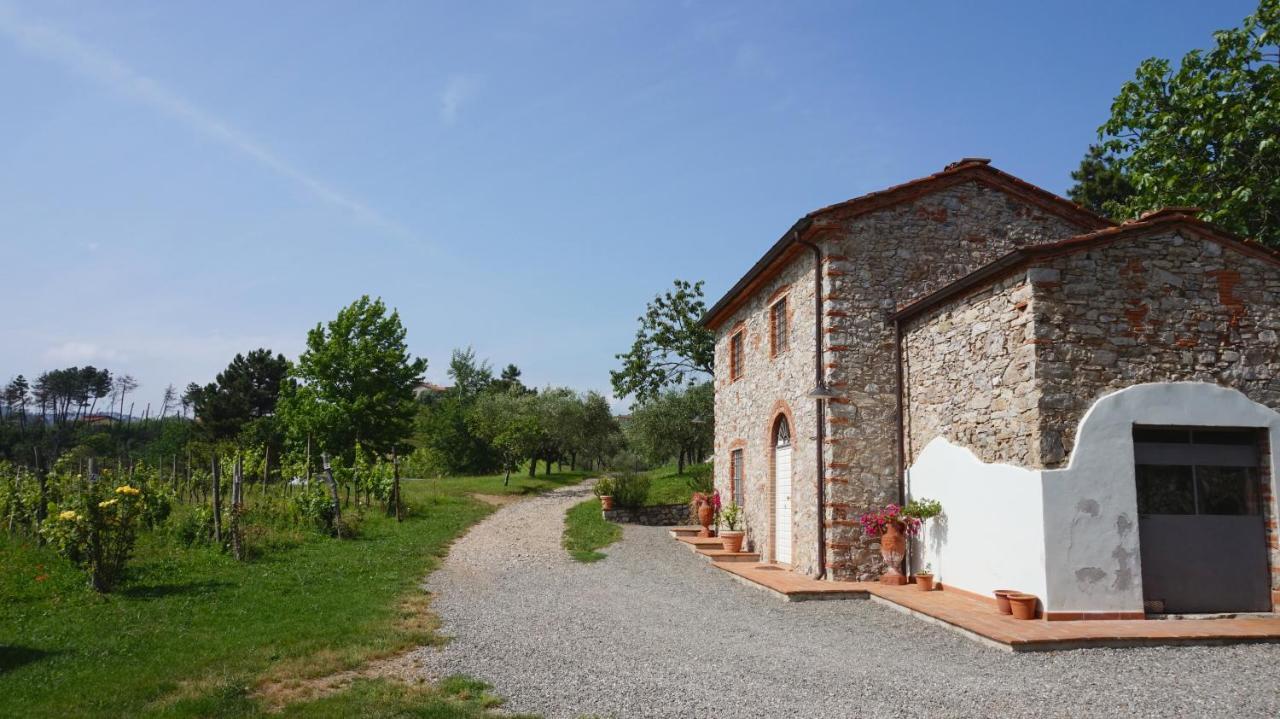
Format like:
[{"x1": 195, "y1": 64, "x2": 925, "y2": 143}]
[{"x1": 774, "y1": 419, "x2": 793, "y2": 564}]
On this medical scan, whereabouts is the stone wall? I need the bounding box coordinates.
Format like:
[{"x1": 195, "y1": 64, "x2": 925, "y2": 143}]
[
  {"x1": 902, "y1": 272, "x2": 1040, "y2": 466},
  {"x1": 713, "y1": 249, "x2": 818, "y2": 573},
  {"x1": 713, "y1": 177, "x2": 1096, "y2": 579},
  {"x1": 1030, "y1": 227, "x2": 1280, "y2": 466},
  {"x1": 603, "y1": 503, "x2": 691, "y2": 526},
  {"x1": 816, "y1": 181, "x2": 1090, "y2": 579}
]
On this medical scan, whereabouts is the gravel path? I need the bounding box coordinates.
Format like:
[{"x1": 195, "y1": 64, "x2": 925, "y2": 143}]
[{"x1": 414, "y1": 482, "x2": 1280, "y2": 718}]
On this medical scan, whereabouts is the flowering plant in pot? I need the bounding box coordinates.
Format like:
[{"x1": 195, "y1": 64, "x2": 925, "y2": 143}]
[
  {"x1": 858, "y1": 504, "x2": 920, "y2": 585},
  {"x1": 718, "y1": 502, "x2": 744, "y2": 553},
  {"x1": 690, "y1": 490, "x2": 720, "y2": 537},
  {"x1": 914, "y1": 563, "x2": 935, "y2": 591},
  {"x1": 593, "y1": 476, "x2": 616, "y2": 511}
]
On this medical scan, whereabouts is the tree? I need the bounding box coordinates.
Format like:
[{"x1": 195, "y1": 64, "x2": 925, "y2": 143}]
[
  {"x1": 625, "y1": 382, "x2": 713, "y2": 473},
  {"x1": 1067, "y1": 144, "x2": 1136, "y2": 219},
  {"x1": 491, "y1": 363, "x2": 529, "y2": 395},
  {"x1": 158, "y1": 384, "x2": 177, "y2": 419},
  {"x1": 3, "y1": 376, "x2": 29, "y2": 430},
  {"x1": 112, "y1": 374, "x2": 139, "y2": 419},
  {"x1": 611, "y1": 279, "x2": 714, "y2": 403},
  {"x1": 282, "y1": 296, "x2": 427, "y2": 460},
  {"x1": 468, "y1": 389, "x2": 542, "y2": 485},
  {"x1": 446, "y1": 347, "x2": 493, "y2": 398},
  {"x1": 1098, "y1": 0, "x2": 1280, "y2": 244},
  {"x1": 187, "y1": 349, "x2": 289, "y2": 442}
]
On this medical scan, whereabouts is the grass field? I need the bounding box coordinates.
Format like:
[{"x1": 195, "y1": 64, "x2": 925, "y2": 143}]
[
  {"x1": 642, "y1": 464, "x2": 708, "y2": 506},
  {"x1": 0, "y1": 469, "x2": 585, "y2": 718},
  {"x1": 561, "y1": 498, "x2": 622, "y2": 562}
]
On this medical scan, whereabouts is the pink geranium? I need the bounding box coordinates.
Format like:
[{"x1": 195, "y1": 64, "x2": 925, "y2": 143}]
[{"x1": 858, "y1": 503, "x2": 921, "y2": 538}]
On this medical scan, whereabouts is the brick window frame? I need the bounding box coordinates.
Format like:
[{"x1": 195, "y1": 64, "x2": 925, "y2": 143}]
[
  {"x1": 769, "y1": 295, "x2": 789, "y2": 357},
  {"x1": 729, "y1": 328, "x2": 745, "y2": 382}
]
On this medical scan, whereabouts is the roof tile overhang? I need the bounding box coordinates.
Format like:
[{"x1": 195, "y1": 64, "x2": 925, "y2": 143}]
[
  {"x1": 700, "y1": 159, "x2": 1112, "y2": 330},
  {"x1": 889, "y1": 212, "x2": 1280, "y2": 324}
]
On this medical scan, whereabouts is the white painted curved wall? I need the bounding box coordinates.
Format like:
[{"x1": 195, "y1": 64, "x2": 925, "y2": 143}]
[
  {"x1": 907, "y1": 437, "x2": 1046, "y2": 602},
  {"x1": 907, "y1": 382, "x2": 1280, "y2": 614}
]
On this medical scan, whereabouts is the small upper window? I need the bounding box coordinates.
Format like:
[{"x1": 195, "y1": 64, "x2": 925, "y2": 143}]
[
  {"x1": 729, "y1": 330, "x2": 745, "y2": 381},
  {"x1": 770, "y1": 297, "x2": 789, "y2": 356}
]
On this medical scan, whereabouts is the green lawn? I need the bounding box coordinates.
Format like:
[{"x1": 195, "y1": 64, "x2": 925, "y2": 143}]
[
  {"x1": 642, "y1": 464, "x2": 702, "y2": 506},
  {"x1": 561, "y1": 498, "x2": 622, "y2": 562},
  {"x1": 0, "y1": 470, "x2": 584, "y2": 718}
]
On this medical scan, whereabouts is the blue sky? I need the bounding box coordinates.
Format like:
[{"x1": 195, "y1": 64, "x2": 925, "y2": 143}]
[{"x1": 0, "y1": 0, "x2": 1257, "y2": 413}]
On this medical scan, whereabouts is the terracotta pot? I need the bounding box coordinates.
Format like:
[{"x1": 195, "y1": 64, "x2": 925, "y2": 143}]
[
  {"x1": 994, "y1": 589, "x2": 1017, "y2": 615},
  {"x1": 720, "y1": 530, "x2": 745, "y2": 553},
  {"x1": 915, "y1": 574, "x2": 935, "y2": 591},
  {"x1": 697, "y1": 504, "x2": 716, "y2": 537},
  {"x1": 1008, "y1": 593, "x2": 1038, "y2": 620},
  {"x1": 599, "y1": 495, "x2": 614, "y2": 511},
  {"x1": 879, "y1": 520, "x2": 907, "y2": 583}
]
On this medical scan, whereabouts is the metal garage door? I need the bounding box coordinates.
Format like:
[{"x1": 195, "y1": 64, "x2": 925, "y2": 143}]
[{"x1": 1134, "y1": 427, "x2": 1271, "y2": 614}]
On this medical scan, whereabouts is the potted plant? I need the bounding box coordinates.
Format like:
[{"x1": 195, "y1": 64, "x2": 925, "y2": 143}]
[
  {"x1": 594, "y1": 476, "x2": 616, "y2": 511},
  {"x1": 902, "y1": 497, "x2": 942, "y2": 583},
  {"x1": 859, "y1": 503, "x2": 919, "y2": 585},
  {"x1": 719, "y1": 502, "x2": 744, "y2": 553},
  {"x1": 914, "y1": 563, "x2": 935, "y2": 591},
  {"x1": 1007, "y1": 592, "x2": 1039, "y2": 620},
  {"x1": 690, "y1": 490, "x2": 720, "y2": 537}
]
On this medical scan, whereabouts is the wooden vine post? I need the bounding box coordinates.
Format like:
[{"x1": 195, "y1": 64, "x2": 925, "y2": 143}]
[
  {"x1": 211, "y1": 454, "x2": 222, "y2": 545},
  {"x1": 320, "y1": 453, "x2": 343, "y2": 539},
  {"x1": 229, "y1": 454, "x2": 245, "y2": 560}
]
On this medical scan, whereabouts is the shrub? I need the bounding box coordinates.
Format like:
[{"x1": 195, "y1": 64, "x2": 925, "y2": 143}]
[
  {"x1": 610, "y1": 472, "x2": 651, "y2": 509},
  {"x1": 171, "y1": 505, "x2": 215, "y2": 547},
  {"x1": 140, "y1": 488, "x2": 174, "y2": 529},
  {"x1": 41, "y1": 482, "x2": 145, "y2": 592},
  {"x1": 292, "y1": 484, "x2": 339, "y2": 535},
  {"x1": 592, "y1": 476, "x2": 616, "y2": 498},
  {"x1": 606, "y1": 450, "x2": 647, "y2": 473},
  {"x1": 685, "y1": 462, "x2": 713, "y2": 495}
]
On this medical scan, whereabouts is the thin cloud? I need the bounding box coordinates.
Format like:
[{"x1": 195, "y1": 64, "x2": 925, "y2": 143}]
[
  {"x1": 439, "y1": 74, "x2": 480, "y2": 125},
  {"x1": 43, "y1": 341, "x2": 126, "y2": 364},
  {"x1": 0, "y1": 3, "x2": 414, "y2": 240}
]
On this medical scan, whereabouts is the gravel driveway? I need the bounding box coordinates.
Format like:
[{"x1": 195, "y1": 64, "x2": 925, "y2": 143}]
[{"x1": 414, "y1": 482, "x2": 1280, "y2": 718}]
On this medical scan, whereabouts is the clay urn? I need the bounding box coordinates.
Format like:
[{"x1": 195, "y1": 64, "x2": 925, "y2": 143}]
[
  {"x1": 599, "y1": 495, "x2": 614, "y2": 511},
  {"x1": 697, "y1": 503, "x2": 716, "y2": 538},
  {"x1": 879, "y1": 520, "x2": 907, "y2": 585}
]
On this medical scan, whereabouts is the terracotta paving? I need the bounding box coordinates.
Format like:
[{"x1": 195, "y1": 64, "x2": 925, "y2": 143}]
[{"x1": 678, "y1": 536, "x2": 1280, "y2": 651}]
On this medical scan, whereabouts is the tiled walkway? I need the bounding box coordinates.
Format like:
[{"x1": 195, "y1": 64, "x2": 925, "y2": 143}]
[{"x1": 671, "y1": 527, "x2": 1280, "y2": 652}]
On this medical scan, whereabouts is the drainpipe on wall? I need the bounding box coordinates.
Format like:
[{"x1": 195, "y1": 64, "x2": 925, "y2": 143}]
[
  {"x1": 893, "y1": 317, "x2": 907, "y2": 506},
  {"x1": 796, "y1": 233, "x2": 833, "y2": 581}
]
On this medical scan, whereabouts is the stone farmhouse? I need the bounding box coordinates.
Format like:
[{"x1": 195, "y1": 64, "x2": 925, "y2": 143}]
[{"x1": 703, "y1": 158, "x2": 1280, "y2": 619}]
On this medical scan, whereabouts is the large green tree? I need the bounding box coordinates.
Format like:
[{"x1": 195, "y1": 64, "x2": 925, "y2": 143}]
[
  {"x1": 611, "y1": 279, "x2": 714, "y2": 403},
  {"x1": 1067, "y1": 144, "x2": 1136, "y2": 219},
  {"x1": 186, "y1": 349, "x2": 289, "y2": 442},
  {"x1": 1094, "y1": 0, "x2": 1279, "y2": 244},
  {"x1": 281, "y1": 296, "x2": 427, "y2": 460},
  {"x1": 625, "y1": 382, "x2": 713, "y2": 473}
]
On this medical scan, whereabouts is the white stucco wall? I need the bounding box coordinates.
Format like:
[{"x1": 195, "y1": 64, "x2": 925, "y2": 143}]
[
  {"x1": 1041, "y1": 382, "x2": 1280, "y2": 613},
  {"x1": 907, "y1": 436, "x2": 1047, "y2": 601},
  {"x1": 908, "y1": 382, "x2": 1280, "y2": 614}
]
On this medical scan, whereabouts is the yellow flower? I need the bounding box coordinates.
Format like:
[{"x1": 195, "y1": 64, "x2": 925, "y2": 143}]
[
  {"x1": 115, "y1": 485, "x2": 141, "y2": 496},
  {"x1": 99, "y1": 498, "x2": 119, "y2": 509},
  {"x1": 58, "y1": 510, "x2": 79, "y2": 521}
]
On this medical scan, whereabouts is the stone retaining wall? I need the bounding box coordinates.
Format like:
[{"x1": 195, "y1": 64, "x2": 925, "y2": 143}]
[{"x1": 603, "y1": 503, "x2": 691, "y2": 526}]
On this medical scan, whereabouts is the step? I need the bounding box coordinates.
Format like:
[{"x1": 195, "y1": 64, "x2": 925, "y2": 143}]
[
  {"x1": 698, "y1": 549, "x2": 761, "y2": 563},
  {"x1": 668, "y1": 526, "x2": 703, "y2": 538},
  {"x1": 676, "y1": 535, "x2": 723, "y2": 549}
]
